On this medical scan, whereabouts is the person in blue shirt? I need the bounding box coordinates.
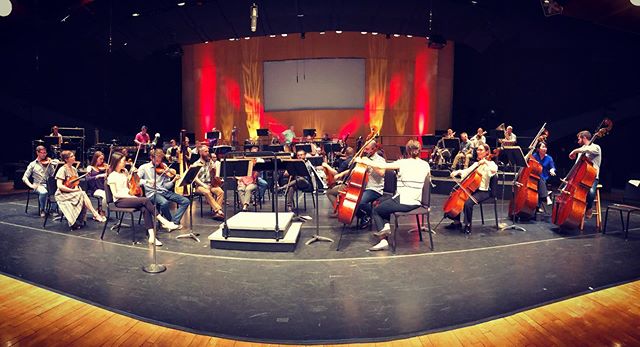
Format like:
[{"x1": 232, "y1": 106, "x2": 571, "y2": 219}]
[{"x1": 532, "y1": 142, "x2": 556, "y2": 211}]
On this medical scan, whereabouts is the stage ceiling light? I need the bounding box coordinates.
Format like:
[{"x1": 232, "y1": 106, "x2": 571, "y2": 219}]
[
  {"x1": 177, "y1": 2, "x2": 185, "y2": 6},
  {"x1": 132, "y1": 12, "x2": 140, "y2": 17},
  {"x1": 250, "y1": 3, "x2": 258, "y2": 32},
  {"x1": 632, "y1": 0, "x2": 640, "y2": 6},
  {"x1": 0, "y1": 0, "x2": 12, "y2": 17}
]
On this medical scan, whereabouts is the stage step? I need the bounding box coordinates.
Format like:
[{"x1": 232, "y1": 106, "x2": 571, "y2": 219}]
[{"x1": 208, "y1": 212, "x2": 302, "y2": 252}]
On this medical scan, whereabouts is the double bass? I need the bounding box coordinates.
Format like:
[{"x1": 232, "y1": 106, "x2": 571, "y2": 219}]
[
  {"x1": 337, "y1": 134, "x2": 378, "y2": 225},
  {"x1": 507, "y1": 123, "x2": 547, "y2": 219},
  {"x1": 552, "y1": 119, "x2": 612, "y2": 229}
]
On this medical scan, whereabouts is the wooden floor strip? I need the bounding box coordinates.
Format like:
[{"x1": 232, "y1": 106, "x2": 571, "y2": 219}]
[{"x1": 1, "y1": 274, "x2": 640, "y2": 346}]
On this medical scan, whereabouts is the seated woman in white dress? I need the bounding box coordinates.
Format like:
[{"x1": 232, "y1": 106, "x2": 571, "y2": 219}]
[
  {"x1": 55, "y1": 150, "x2": 106, "y2": 229},
  {"x1": 106, "y1": 152, "x2": 179, "y2": 246}
]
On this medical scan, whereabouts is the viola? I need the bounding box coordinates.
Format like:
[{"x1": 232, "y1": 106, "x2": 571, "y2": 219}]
[
  {"x1": 508, "y1": 123, "x2": 547, "y2": 219},
  {"x1": 442, "y1": 154, "x2": 495, "y2": 219},
  {"x1": 127, "y1": 146, "x2": 144, "y2": 197},
  {"x1": 337, "y1": 134, "x2": 378, "y2": 225},
  {"x1": 552, "y1": 119, "x2": 612, "y2": 229},
  {"x1": 64, "y1": 173, "x2": 88, "y2": 189}
]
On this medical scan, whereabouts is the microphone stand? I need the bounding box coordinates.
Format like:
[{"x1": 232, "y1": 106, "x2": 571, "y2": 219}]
[{"x1": 143, "y1": 154, "x2": 166, "y2": 274}]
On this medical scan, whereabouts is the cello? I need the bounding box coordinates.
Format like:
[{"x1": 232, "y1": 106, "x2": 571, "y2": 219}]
[
  {"x1": 552, "y1": 119, "x2": 612, "y2": 229},
  {"x1": 507, "y1": 123, "x2": 547, "y2": 219},
  {"x1": 337, "y1": 134, "x2": 379, "y2": 225},
  {"x1": 442, "y1": 148, "x2": 496, "y2": 219}
]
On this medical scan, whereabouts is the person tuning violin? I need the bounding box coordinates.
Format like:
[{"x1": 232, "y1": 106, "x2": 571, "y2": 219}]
[
  {"x1": 445, "y1": 143, "x2": 497, "y2": 234},
  {"x1": 107, "y1": 152, "x2": 180, "y2": 246},
  {"x1": 568, "y1": 130, "x2": 602, "y2": 219},
  {"x1": 86, "y1": 151, "x2": 108, "y2": 214},
  {"x1": 55, "y1": 150, "x2": 106, "y2": 230},
  {"x1": 138, "y1": 149, "x2": 189, "y2": 228},
  {"x1": 22, "y1": 145, "x2": 57, "y2": 217}
]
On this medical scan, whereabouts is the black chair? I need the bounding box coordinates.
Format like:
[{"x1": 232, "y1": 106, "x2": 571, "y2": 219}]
[
  {"x1": 42, "y1": 176, "x2": 61, "y2": 228},
  {"x1": 478, "y1": 174, "x2": 500, "y2": 229},
  {"x1": 100, "y1": 185, "x2": 142, "y2": 244},
  {"x1": 604, "y1": 181, "x2": 640, "y2": 240},
  {"x1": 391, "y1": 175, "x2": 435, "y2": 252},
  {"x1": 25, "y1": 189, "x2": 42, "y2": 215}
]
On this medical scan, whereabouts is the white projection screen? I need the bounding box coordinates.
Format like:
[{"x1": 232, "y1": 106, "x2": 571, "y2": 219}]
[{"x1": 263, "y1": 58, "x2": 365, "y2": 111}]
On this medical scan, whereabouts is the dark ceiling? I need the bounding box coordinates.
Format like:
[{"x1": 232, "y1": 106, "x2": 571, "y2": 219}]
[{"x1": 2, "y1": 0, "x2": 639, "y2": 60}]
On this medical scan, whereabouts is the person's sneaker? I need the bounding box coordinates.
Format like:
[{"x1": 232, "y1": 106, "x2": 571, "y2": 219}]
[
  {"x1": 368, "y1": 239, "x2": 389, "y2": 251},
  {"x1": 359, "y1": 216, "x2": 371, "y2": 230},
  {"x1": 373, "y1": 223, "x2": 391, "y2": 237},
  {"x1": 546, "y1": 196, "x2": 553, "y2": 205},
  {"x1": 463, "y1": 224, "x2": 471, "y2": 234},
  {"x1": 444, "y1": 222, "x2": 462, "y2": 230},
  {"x1": 39, "y1": 210, "x2": 46, "y2": 218},
  {"x1": 162, "y1": 222, "x2": 180, "y2": 232},
  {"x1": 148, "y1": 236, "x2": 163, "y2": 246}
]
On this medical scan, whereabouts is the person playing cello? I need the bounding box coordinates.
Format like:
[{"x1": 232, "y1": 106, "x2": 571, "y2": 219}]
[
  {"x1": 445, "y1": 143, "x2": 498, "y2": 234},
  {"x1": 568, "y1": 130, "x2": 602, "y2": 219}
]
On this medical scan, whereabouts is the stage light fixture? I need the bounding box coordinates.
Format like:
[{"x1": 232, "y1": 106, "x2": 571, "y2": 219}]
[
  {"x1": 319, "y1": 31, "x2": 326, "y2": 35},
  {"x1": 0, "y1": 0, "x2": 12, "y2": 17},
  {"x1": 632, "y1": 0, "x2": 640, "y2": 6},
  {"x1": 361, "y1": 31, "x2": 368, "y2": 34},
  {"x1": 297, "y1": 13, "x2": 304, "y2": 17},
  {"x1": 372, "y1": 32, "x2": 378, "y2": 35},
  {"x1": 407, "y1": 34, "x2": 413, "y2": 38},
  {"x1": 244, "y1": 36, "x2": 250, "y2": 40},
  {"x1": 250, "y1": 3, "x2": 258, "y2": 32},
  {"x1": 177, "y1": 2, "x2": 185, "y2": 6},
  {"x1": 393, "y1": 34, "x2": 400, "y2": 37},
  {"x1": 132, "y1": 12, "x2": 140, "y2": 17},
  {"x1": 269, "y1": 34, "x2": 276, "y2": 38},
  {"x1": 336, "y1": 30, "x2": 342, "y2": 34},
  {"x1": 540, "y1": 0, "x2": 563, "y2": 16},
  {"x1": 281, "y1": 33, "x2": 288, "y2": 37}
]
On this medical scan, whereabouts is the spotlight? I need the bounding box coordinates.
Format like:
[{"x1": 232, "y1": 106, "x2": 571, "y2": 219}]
[
  {"x1": 631, "y1": 0, "x2": 640, "y2": 5},
  {"x1": 250, "y1": 3, "x2": 258, "y2": 32},
  {"x1": 0, "y1": 0, "x2": 12, "y2": 17},
  {"x1": 336, "y1": 30, "x2": 342, "y2": 34},
  {"x1": 297, "y1": 13, "x2": 304, "y2": 17},
  {"x1": 361, "y1": 31, "x2": 368, "y2": 34},
  {"x1": 393, "y1": 34, "x2": 400, "y2": 37},
  {"x1": 269, "y1": 34, "x2": 276, "y2": 38},
  {"x1": 177, "y1": 2, "x2": 186, "y2": 6},
  {"x1": 372, "y1": 32, "x2": 378, "y2": 35},
  {"x1": 244, "y1": 36, "x2": 250, "y2": 40},
  {"x1": 281, "y1": 33, "x2": 288, "y2": 37},
  {"x1": 406, "y1": 34, "x2": 413, "y2": 38},
  {"x1": 319, "y1": 31, "x2": 326, "y2": 35},
  {"x1": 132, "y1": 12, "x2": 140, "y2": 17}
]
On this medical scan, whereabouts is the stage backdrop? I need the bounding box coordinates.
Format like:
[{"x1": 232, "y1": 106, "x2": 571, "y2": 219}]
[{"x1": 182, "y1": 32, "x2": 454, "y2": 144}]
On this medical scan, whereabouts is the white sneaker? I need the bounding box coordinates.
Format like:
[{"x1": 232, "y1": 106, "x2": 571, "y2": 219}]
[
  {"x1": 162, "y1": 222, "x2": 180, "y2": 232},
  {"x1": 368, "y1": 239, "x2": 389, "y2": 251},
  {"x1": 546, "y1": 196, "x2": 552, "y2": 205},
  {"x1": 148, "y1": 236, "x2": 163, "y2": 246}
]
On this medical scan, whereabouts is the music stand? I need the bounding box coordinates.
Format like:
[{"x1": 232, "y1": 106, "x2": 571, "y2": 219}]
[
  {"x1": 421, "y1": 135, "x2": 440, "y2": 148},
  {"x1": 303, "y1": 129, "x2": 316, "y2": 137},
  {"x1": 443, "y1": 138, "x2": 460, "y2": 150},
  {"x1": 205, "y1": 131, "x2": 220, "y2": 140},
  {"x1": 177, "y1": 165, "x2": 203, "y2": 242},
  {"x1": 295, "y1": 143, "x2": 312, "y2": 154},
  {"x1": 264, "y1": 144, "x2": 284, "y2": 152},
  {"x1": 282, "y1": 160, "x2": 317, "y2": 223},
  {"x1": 220, "y1": 158, "x2": 253, "y2": 238},
  {"x1": 499, "y1": 146, "x2": 527, "y2": 232},
  {"x1": 212, "y1": 145, "x2": 233, "y2": 156},
  {"x1": 305, "y1": 162, "x2": 333, "y2": 245},
  {"x1": 256, "y1": 128, "x2": 269, "y2": 137}
]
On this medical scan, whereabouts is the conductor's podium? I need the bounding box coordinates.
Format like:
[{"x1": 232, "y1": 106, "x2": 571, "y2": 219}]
[{"x1": 208, "y1": 212, "x2": 302, "y2": 252}]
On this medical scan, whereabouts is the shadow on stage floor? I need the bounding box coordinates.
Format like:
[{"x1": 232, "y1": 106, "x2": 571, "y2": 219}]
[{"x1": 1, "y1": 193, "x2": 639, "y2": 343}]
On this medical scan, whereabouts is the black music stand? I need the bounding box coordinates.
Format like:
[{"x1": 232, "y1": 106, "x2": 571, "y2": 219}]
[
  {"x1": 263, "y1": 144, "x2": 284, "y2": 152},
  {"x1": 177, "y1": 165, "x2": 202, "y2": 242},
  {"x1": 256, "y1": 128, "x2": 269, "y2": 137},
  {"x1": 421, "y1": 135, "x2": 440, "y2": 148},
  {"x1": 295, "y1": 143, "x2": 312, "y2": 154},
  {"x1": 443, "y1": 138, "x2": 460, "y2": 150},
  {"x1": 220, "y1": 158, "x2": 253, "y2": 238},
  {"x1": 303, "y1": 129, "x2": 316, "y2": 137},
  {"x1": 305, "y1": 163, "x2": 333, "y2": 245},
  {"x1": 212, "y1": 145, "x2": 233, "y2": 156},
  {"x1": 499, "y1": 146, "x2": 527, "y2": 232}
]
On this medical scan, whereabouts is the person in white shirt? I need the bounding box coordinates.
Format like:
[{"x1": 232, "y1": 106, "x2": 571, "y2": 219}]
[
  {"x1": 355, "y1": 140, "x2": 431, "y2": 251},
  {"x1": 445, "y1": 143, "x2": 498, "y2": 234},
  {"x1": 106, "y1": 152, "x2": 180, "y2": 246},
  {"x1": 568, "y1": 130, "x2": 602, "y2": 218},
  {"x1": 499, "y1": 125, "x2": 517, "y2": 146},
  {"x1": 22, "y1": 145, "x2": 57, "y2": 216},
  {"x1": 470, "y1": 127, "x2": 486, "y2": 148},
  {"x1": 354, "y1": 141, "x2": 386, "y2": 229}
]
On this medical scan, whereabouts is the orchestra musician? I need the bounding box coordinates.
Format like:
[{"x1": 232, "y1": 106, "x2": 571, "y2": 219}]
[
  {"x1": 470, "y1": 128, "x2": 486, "y2": 148},
  {"x1": 433, "y1": 129, "x2": 455, "y2": 167},
  {"x1": 568, "y1": 130, "x2": 602, "y2": 218},
  {"x1": 446, "y1": 144, "x2": 498, "y2": 234},
  {"x1": 304, "y1": 135, "x2": 320, "y2": 156},
  {"x1": 237, "y1": 170, "x2": 258, "y2": 211},
  {"x1": 249, "y1": 146, "x2": 268, "y2": 203},
  {"x1": 55, "y1": 150, "x2": 106, "y2": 229},
  {"x1": 134, "y1": 125, "x2": 151, "y2": 148},
  {"x1": 165, "y1": 139, "x2": 179, "y2": 163},
  {"x1": 355, "y1": 140, "x2": 431, "y2": 251},
  {"x1": 532, "y1": 142, "x2": 556, "y2": 211},
  {"x1": 282, "y1": 125, "x2": 296, "y2": 146},
  {"x1": 107, "y1": 152, "x2": 180, "y2": 246},
  {"x1": 193, "y1": 145, "x2": 225, "y2": 220},
  {"x1": 86, "y1": 151, "x2": 108, "y2": 214},
  {"x1": 22, "y1": 145, "x2": 57, "y2": 217},
  {"x1": 49, "y1": 125, "x2": 63, "y2": 146},
  {"x1": 354, "y1": 141, "x2": 386, "y2": 229},
  {"x1": 231, "y1": 125, "x2": 239, "y2": 147},
  {"x1": 138, "y1": 149, "x2": 189, "y2": 228},
  {"x1": 323, "y1": 147, "x2": 355, "y2": 217},
  {"x1": 451, "y1": 132, "x2": 473, "y2": 169},
  {"x1": 499, "y1": 126, "x2": 517, "y2": 146},
  {"x1": 279, "y1": 149, "x2": 314, "y2": 212}
]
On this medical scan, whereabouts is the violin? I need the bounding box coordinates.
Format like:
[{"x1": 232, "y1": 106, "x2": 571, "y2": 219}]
[
  {"x1": 96, "y1": 164, "x2": 109, "y2": 173},
  {"x1": 155, "y1": 163, "x2": 177, "y2": 178},
  {"x1": 64, "y1": 173, "x2": 88, "y2": 189},
  {"x1": 127, "y1": 146, "x2": 144, "y2": 197},
  {"x1": 552, "y1": 119, "x2": 612, "y2": 229}
]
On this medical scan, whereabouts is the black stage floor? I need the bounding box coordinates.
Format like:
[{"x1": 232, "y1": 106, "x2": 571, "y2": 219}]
[{"x1": 1, "y1": 193, "x2": 640, "y2": 343}]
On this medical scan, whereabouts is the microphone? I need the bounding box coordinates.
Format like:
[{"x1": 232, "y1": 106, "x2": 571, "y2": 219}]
[{"x1": 250, "y1": 3, "x2": 258, "y2": 32}]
